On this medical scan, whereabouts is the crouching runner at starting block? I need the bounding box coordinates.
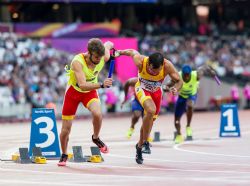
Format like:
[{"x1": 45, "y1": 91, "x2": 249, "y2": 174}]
[
  {"x1": 171, "y1": 64, "x2": 217, "y2": 144},
  {"x1": 58, "y1": 38, "x2": 114, "y2": 166}
]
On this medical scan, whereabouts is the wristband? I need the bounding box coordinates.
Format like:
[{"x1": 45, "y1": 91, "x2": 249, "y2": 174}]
[{"x1": 100, "y1": 82, "x2": 104, "y2": 88}]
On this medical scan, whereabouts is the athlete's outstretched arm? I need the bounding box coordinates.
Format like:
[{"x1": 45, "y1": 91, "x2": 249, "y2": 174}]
[
  {"x1": 104, "y1": 41, "x2": 114, "y2": 62},
  {"x1": 116, "y1": 49, "x2": 143, "y2": 69},
  {"x1": 197, "y1": 65, "x2": 217, "y2": 80},
  {"x1": 123, "y1": 77, "x2": 138, "y2": 99},
  {"x1": 121, "y1": 77, "x2": 138, "y2": 107},
  {"x1": 72, "y1": 60, "x2": 113, "y2": 91}
]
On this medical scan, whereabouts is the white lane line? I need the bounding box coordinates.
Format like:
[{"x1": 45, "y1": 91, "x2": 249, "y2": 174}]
[
  {"x1": 0, "y1": 180, "x2": 88, "y2": 186},
  {"x1": 173, "y1": 143, "x2": 250, "y2": 158},
  {"x1": 0, "y1": 167, "x2": 170, "y2": 179},
  {"x1": 1, "y1": 162, "x2": 250, "y2": 175},
  {"x1": 106, "y1": 153, "x2": 250, "y2": 167}
]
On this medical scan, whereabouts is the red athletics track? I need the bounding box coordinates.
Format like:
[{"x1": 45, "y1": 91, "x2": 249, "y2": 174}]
[{"x1": 0, "y1": 110, "x2": 249, "y2": 186}]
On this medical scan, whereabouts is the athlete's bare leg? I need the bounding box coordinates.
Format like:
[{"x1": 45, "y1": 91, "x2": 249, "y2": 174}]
[
  {"x1": 131, "y1": 111, "x2": 141, "y2": 129},
  {"x1": 174, "y1": 117, "x2": 181, "y2": 135},
  {"x1": 186, "y1": 100, "x2": 194, "y2": 127},
  {"x1": 60, "y1": 120, "x2": 72, "y2": 154},
  {"x1": 88, "y1": 101, "x2": 103, "y2": 139},
  {"x1": 138, "y1": 98, "x2": 156, "y2": 147}
]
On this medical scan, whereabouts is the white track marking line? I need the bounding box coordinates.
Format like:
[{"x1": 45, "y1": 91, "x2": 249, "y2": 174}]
[
  {"x1": 0, "y1": 166, "x2": 173, "y2": 179},
  {"x1": 1, "y1": 163, "x2": 250, "y2": 175},
  {"x1": 105, "y1": 153, "x2": 250, "y2": 167},
  {"x1": 0, "y1": 180, "x2": 88, "y2": 186},
  {"x1": 173, "y1": 142, "x2": 250, "y2": 158}
]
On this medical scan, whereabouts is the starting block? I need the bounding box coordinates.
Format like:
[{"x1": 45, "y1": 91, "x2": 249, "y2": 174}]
[
  {"x1": 68, "y1": 146, "x2": 104, "y2": 163},
  {"x1": 72, "y1": 146, "x2": 87, "y2": 162},
  {"x1": 68, "y1": 146, "x2": 87, "y2": 162},
  {"x1": 88, "y1": 155, "x2": 102, "y2": 163},
  {"x1": 90, "y1": 146, "x2": 104, "y2": 162},
  {"x1": 12, "y1": 147, "x2": 46, "y2": 164},
  {"x1": 32, "y1": 156, "x2": 47, "y2": 164},
  {"x1": 153, "y1": 132, "x2": 160, "y2": 142},
  {"x1": 185, "y1": 136, "x2": 193, "y2": 141},
  {"x1": 31, "y1": 147, "x2": 46, "y2": 164},
  {"x1": 19, "y1": 148, "x2": 32, "y2": 164},
  {"x1": 68, "y1": 153, "x2": 73, "y2": 160},
  {"x1": 11, "y1": 153, "x2": 20, "y2": 162}
]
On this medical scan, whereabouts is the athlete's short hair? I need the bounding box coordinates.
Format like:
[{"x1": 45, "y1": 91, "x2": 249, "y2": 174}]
[
  {"x1": 148, "y1": 52, "x2": 164, "y2": 69},
  {"x1": 87, "y1": 38, "x2": 105, "y2": 56}
]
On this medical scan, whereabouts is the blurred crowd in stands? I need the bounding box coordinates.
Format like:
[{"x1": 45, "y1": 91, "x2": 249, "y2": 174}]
[
  {"x1": 0, "y1": 32, "x2": 124, "y2": 113},
  {"x1": 130, "y1": 16, "x2": 247, "y2": 36},
  {"x1": 0, "y1": 31, "x2": 250, "y2": 115},
  {"x1": 0, "y1": 32, "x2": 70, "y2": 108},
  {"x1": 139, "y1": 35, "x2": 250, "y2": 82}
]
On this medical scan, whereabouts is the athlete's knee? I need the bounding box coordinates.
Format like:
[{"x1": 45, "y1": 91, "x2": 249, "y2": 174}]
[
  {"x1": 133, "y1": 111, "x2": 141, "y2": 119},
  {"x1": 187, "y1": 100, "x2": 194, "y2": 107},
  {"x1": 61, "y1": 121, "x2": 72, "y2": 136},
  {"x1": 145, "y1": 106, "x2": 156, "y2": 116},
  {"x1": 187, "y1": 106, "x2": 193, "y2": 112},
  {"x1": 91, "y1": 109, "x2": 102, "y2": 120}
]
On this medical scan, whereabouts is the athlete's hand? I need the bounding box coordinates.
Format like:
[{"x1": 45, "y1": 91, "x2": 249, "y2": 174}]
[
  {"x1": 114, "y1": 50, "x2": 120, "y2": 57},
  {"x1": 103, "y1": 78, "x2": 113, "y2": 88},
  {"x1": 120, "y1": 97, "x2": 128, "y2": 109},
  {"x1": 162, "y1": 85, "x2": 169, "y2": 92},
  {"x1": 207, "y1": 65, "x2": 217, "y2": 77},
  {"x1": 104, "y1": 41, "x2": 114, "y2": 50},
  {"x1": 120, "y1": 100, "x2": 125, "y2": 109},
  {"x1": 169, "y1": 87, "x2": 178, "y2": 96}
]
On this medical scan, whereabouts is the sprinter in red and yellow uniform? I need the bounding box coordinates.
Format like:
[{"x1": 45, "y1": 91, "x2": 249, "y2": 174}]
[
  {"x1": 115, "y1": 50, "x2": 183, "y2": 164},
  {"x1": 58, "y1": 38, "x2": 114, "y2": 166}
]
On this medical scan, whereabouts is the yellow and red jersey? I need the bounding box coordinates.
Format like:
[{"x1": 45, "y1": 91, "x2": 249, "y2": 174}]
[{"x1": 135, "y1": 57, "x2": 165, "y2": 92}]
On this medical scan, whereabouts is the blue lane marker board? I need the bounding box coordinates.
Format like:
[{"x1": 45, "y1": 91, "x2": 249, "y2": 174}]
[
  {"x1": 220, "y1": 104, "x2": 241, "y2": 137},
  {"x1": 29, "y1": 108, "x2": 60, "y2": 158}
]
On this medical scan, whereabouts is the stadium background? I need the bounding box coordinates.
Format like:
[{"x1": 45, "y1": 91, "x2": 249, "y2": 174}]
[{"x1": 0, "y1": 0, "x2": 249, "y2": 119}]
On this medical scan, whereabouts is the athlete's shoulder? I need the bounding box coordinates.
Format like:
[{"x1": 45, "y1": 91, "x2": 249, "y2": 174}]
[
  {"x1": 72, "y1": 53, "x2": 84, "y2": 62},
  {"x1": 164, "y1": 59, "x2": 175, "y2": 73},
  {"x1": 135, "y1": 54, "x2": 145, "y2": 63}
]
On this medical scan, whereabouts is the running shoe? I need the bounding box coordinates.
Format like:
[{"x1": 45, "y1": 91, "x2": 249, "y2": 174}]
[
  {"x1": 174, "y1": 134, "x2": 184, "y2": 144},
  {"x1": 186, "y1": 127, "x2": 193, "y2": 137},
  {"x1": 141, "y1": 141, "x2": 151, "y2": 154},
  {"x1": 57, "y1": 154, "x2": 68, "y2": 166},
  {"x1": 126, "y1": 128, "x2": 134, "y2": 139},
  {"x1": 92, "y1": 135, "x2": 109, "y2": 153},
  {"x1": 135, "y1": 144, "x2": 143, "y2": 164}
]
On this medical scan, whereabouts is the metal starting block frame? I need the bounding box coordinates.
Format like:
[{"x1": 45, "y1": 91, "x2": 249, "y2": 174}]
[
  {"x1": 12, "y1": 147, "x2": 46, "y2": 164},
  {"x1": 72, "y1": 146, "x2": 87, "y2": 162},
  {"x1": 31, "y1": 147, "x2": 47, "y2": 164},
  {"x1": 185, "y1": 136, "x2": 193, "y2": 141},
  {"x1": 69, "y1": 146, "x2": 104, "y2": 163},
  {"x1": 153, "y1": 131, "x2": 160, "y2": 142},
  {"x1": 19, "y1": 148, "x2": 32, "y2": 164},
  {"x1": 90, "y1": 146, "x2": 104, "y2": 162}
]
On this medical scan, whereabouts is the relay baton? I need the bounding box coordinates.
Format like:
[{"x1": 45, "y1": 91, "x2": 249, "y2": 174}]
[
  {"x1": 214, "y1": 75, "x2": 221, "y2": 85},
  {"x1": 108, "y1": 59, "x2": 115, "y2": 78},
  {"x1": 107, "y1": 48, "x2": 117, "y2": 88},
  {"x1": 208, "y1": 65, "x2": 221, "y2": 86}
]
